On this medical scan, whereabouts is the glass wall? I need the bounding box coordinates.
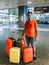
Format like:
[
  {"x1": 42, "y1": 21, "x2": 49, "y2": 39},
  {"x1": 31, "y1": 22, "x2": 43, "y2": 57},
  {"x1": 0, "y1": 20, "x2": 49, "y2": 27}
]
[
  {"x1": 0, "y1": 8, "x2": 18, "y2": 29},
  {"x1": 28, "y1": 7, "x2": 49, "y2": 29},
  {"x1": 0, "y1": 9, "x2": 9, "y2": 28},
  {"x1": 0, "y1": 6, "x2": 49, "y2": 29},
  {"x1": 28, "y1": 7, "x2": 49, "y2": 24},
  {"x1": 0, "y1": 8, "x2": 19, "y2": 40},
  {"x1": 9, "y1": 8, "x2": 19, "y2": 29}
]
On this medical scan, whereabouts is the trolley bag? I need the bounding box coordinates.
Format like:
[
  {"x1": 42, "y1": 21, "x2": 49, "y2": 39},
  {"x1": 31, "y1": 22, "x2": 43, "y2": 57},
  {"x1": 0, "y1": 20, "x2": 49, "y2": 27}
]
[
  {"x1": 16, "y1": 38, "x2": 21, "y2": 48},
  {"x1": 9, "y1": 37, "x2": 16, "y2": 47},
  {"x1": 10, "y1": 47, "x2": 21, "y2": 64},
  {"x1": 6, "y1": 37, "x2": 16, "y2": 57},
  {"x1": 20, "y1": 38, "x2": 25, "y2": 51},
  {"x1": 23, "y1": 47, "x2": 33, "y2": 63},
  {"x1": 16, "y1": 38, "x2": 25, "y2": 51},
  {"x1": 19, "y1": 38, "x2": 25, "y2": 59}
]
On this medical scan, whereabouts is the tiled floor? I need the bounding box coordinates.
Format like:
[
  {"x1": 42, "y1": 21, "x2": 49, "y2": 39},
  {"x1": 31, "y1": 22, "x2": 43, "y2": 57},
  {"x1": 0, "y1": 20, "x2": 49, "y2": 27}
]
[{"x1": 0, "y1": 28, "x2": 49, "y2": 65}]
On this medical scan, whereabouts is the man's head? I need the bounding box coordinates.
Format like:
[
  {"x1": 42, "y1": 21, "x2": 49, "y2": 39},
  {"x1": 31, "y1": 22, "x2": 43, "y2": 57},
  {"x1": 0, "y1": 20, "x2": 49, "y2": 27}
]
[{"x1": 27, "y1": 11, "x2": 32, "y2": 20}]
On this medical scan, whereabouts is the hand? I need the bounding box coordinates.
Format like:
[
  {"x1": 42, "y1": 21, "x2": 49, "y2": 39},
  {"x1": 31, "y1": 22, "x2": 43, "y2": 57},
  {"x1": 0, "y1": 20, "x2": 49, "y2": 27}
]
[
  {"x1": 19, "y1": 36, "x2": 23, "y2": 40},
  {"x1": 36, "y1": 37, "x2": 38, "y2": 40}
]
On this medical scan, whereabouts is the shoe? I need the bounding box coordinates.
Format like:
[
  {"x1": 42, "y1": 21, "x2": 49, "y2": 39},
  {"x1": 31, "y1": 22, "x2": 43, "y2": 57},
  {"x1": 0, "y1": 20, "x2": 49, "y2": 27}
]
[{"x1": 33, "y1": 57, "x2": 37, "y2": 60}]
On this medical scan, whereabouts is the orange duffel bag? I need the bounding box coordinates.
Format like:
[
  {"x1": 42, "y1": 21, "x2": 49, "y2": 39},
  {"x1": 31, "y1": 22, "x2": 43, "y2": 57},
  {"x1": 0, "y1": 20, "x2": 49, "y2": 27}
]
[
  {"x1": 23, "y1": 47, "x2": 33, "y2": 63},
  {"x1": 6, "y1": 38, "x2": 16, "y2": 57}
]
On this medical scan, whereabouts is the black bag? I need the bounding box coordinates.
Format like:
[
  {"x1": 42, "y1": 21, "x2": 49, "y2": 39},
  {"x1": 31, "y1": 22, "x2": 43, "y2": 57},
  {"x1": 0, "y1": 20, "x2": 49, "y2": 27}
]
[
  {"x1": 16, "y1": 38, "x2": 20, "y2": 48},
  {"x1": 9, "y1": 37, "x2": 16, "y2": 47},
  {"x1": 9, "y1": 37, "x2": 20, "y2": 47}
]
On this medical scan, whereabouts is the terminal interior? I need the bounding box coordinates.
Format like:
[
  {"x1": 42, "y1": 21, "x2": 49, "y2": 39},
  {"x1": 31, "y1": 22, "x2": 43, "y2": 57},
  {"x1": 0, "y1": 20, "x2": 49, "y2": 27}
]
[{"x1": 0, "y1": 0, "x2": 49, "y2": 65}]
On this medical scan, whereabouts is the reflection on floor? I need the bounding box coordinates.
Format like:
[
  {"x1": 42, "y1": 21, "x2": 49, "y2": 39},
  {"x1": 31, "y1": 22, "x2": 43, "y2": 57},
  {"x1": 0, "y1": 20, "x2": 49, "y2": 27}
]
[{"x1": 0, "y1": 29, "x2": 49, "y2": 65}]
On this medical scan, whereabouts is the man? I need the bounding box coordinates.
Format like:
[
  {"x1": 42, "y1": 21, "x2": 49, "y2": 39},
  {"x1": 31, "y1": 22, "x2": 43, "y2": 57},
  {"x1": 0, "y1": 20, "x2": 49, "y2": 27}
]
[{"x1": 20, "y1": 11, "x2": 38, "y2": 60}]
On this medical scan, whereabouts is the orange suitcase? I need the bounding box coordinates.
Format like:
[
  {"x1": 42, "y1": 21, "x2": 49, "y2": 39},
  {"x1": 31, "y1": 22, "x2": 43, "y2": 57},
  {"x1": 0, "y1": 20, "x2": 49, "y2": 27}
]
[
  {"x1": 18, "y1": 38, "x2": 25, "y2": 59},
  {"x1": 6, "y1": 38, "x2": 16, "y2": 57},
  {"x1": 20, "y1": 38, "x2": 25, "y2": 50},
  {"x1": 23, "y1": 47, "x2": 33, "y2": 63}
]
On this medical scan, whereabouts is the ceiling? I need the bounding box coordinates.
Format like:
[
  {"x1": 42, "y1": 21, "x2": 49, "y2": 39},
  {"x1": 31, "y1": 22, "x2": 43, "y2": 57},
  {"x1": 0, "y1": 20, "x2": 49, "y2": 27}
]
[{"x1": 0, "y1": 0, "x2": 49, "y2": 9}]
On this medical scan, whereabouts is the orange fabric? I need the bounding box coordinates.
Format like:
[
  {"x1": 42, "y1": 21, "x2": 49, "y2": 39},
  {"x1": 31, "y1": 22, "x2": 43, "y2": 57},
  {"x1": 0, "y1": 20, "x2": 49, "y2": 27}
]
[
  {"x1": 6, "y1": 38, "x2": 13, "y2": 57},
  {"x1": 20, "y1": 38, "x2": 25, "y2": 52},
  {"x1": 25, "y1": 20, "x2": 38, "y2": 37}
]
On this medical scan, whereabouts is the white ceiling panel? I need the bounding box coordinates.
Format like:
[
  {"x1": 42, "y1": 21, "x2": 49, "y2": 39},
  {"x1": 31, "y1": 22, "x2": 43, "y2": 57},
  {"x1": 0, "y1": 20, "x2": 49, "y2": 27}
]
[
  {"x1": 9, "y1": 0, "x2": 18, "y2": 8},
  {"x1": 34, "y1": 0, "x2": 49, "y2": 3},
  {"x1": 0, "y1": 0, "x2": 49, "y2": 9}
]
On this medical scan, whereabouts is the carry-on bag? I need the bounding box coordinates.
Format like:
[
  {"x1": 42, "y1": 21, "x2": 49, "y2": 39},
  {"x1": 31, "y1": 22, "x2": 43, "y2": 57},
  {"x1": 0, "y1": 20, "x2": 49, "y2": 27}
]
[
  {"x1": 6, "y1": 37, "x2": 16, "y2": 57},
  {"x1": 19, "y1": 38, "x2": 33, "y2": 63},
  {"x1": 9, "y1": 37, "x2": 16, "y2": 46},
  {"x1": 10, "y1": 47, "x2": 21, "y2": 64},
  {"x1": 16, "y1": 38, "x2": 25, "y2": 51},
  {"x1": 20, "y1": 38, "x2": 25, "y2": 51},
  {"x1": 23, "y1": 47, "x2": 33, "y2": 63}
]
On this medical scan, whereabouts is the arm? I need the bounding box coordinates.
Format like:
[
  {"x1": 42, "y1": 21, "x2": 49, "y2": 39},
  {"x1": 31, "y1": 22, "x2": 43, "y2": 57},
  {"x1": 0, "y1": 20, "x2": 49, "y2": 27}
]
[
  {"x1": 35, "y1": 21, "x2": 38, "y2": 40},
  {"x1": 35, "y1": 26, "x2": 38, "y2": 38}
]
